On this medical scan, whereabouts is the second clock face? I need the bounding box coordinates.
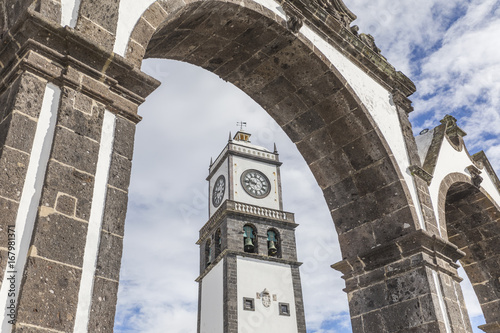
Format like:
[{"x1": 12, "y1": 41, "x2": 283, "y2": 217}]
[
  {"x1": 241, "y1": 169, "x2": 271, "y2": 198},
  {"x1": 212, "y1": 175, "x2": 225, "y2": 207}
]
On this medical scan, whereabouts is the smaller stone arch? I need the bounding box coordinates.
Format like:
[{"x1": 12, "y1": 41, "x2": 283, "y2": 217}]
[{"x1": 439, "y1": 173, "x2": 500, "y2": 329}]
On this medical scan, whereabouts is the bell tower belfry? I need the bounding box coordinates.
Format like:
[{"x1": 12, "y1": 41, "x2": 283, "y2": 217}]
[{"x1": 196, "y1": 131, "x2": 306, "y2": 333}]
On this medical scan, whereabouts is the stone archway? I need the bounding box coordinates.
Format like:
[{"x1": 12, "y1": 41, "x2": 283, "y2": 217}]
[
  {"x1": 439, "y1": 173, "x2": 500, "y2": 332},
  {"x1": 0, "y1": 0, "x2": 481, "y2": 332},
  {"x1": 135, "y1": 0, "x2": 419, "y2": 260}
]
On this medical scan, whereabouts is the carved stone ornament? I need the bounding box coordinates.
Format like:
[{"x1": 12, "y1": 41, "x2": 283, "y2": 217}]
[
  {"x1": 360, "y1": 33, "x2": 381, "y2": 54},
  {"x1": 440, "y1": 115, "x2": 467, "y2": 138},
  {"x1": 286, "y1": 14, "x2": 303, "y2": 34},
  {"x1": 314, "y1": 0, "x2": 357, "y2": 28},
  {"x1": 466, "y1": 165, "x2": 483, "y2": 188},
  {"x1": 350, "y1": 25, "x2": 359, "y2": 36},
  {"x1": 261, "y1": 289, "x2": 271, "y2": 308},
  {"x1": 440, "y1": 114, "x2": 467, "y2": 148}
]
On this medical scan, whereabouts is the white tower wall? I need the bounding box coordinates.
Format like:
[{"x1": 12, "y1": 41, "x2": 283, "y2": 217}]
[
  {"x1": 199, "y1": 260, "x2": 224, "y2": 333},
  {"x1": 237, "y1": 257, "x2": 298, "y2": 333}
]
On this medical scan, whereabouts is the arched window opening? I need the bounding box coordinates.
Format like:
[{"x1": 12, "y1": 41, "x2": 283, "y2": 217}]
[
  {"x1": 215, "y1": 229, "x2": 222, "y2": 257},
  {"x1": 267, "y1": 229, "x2": 280, "y2": 257},
  {"x1": 243, "y1": 225, "x2": 256, "y2": 253},
  {"x1": 205, "y1": 239, "x2": 212, "y2": 267}
]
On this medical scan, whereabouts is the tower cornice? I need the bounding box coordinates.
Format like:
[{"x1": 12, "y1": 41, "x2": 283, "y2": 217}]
[
  {"x1": 198, "y1": 200, "x2": 296, "y2": 244},
  {"x1": 207, "y1": 142, "x2": 282, "y2": 180},
  {"x1": 195, "y1": 250, "x2": 303, "y2": 282}
]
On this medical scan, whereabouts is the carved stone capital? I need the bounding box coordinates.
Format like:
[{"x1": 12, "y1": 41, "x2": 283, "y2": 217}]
[{"x1": 332, "y1": 229, "x2": 465, "y2": 290}]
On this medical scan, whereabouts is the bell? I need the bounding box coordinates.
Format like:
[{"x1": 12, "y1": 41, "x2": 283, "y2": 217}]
[
  {"x1": 268, "y1": 241, "x2": 278, "y2": 256},
  {"x1": 244, "y1": 237, "x2": 254, "y2": 252}
]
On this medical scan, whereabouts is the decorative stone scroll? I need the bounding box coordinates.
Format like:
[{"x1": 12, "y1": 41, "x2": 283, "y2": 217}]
[
  {"x1": 286, "y1": 14, "x2": 303, "y2": 34},
  {"x1": 466, "y1": 165, "x2": 483, "y2": 188}
]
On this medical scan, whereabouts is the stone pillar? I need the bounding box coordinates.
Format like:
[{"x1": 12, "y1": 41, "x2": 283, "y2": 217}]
[
  {"x1": 332, "y1": 230, "x2": 473, "y2": 333},
  {"x1": 0, "y1": 9, "x2": 158, "y2": 332},
  {"x1": 392, "y1": 89, "x2": 440, "y2": 235}
]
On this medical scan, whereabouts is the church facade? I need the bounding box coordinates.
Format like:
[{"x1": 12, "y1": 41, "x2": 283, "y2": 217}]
[{"x1": 0, "y1": 0, "x2": 499, "y2": 332}]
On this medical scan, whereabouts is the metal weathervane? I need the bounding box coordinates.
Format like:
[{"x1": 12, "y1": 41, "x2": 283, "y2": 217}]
[{"x1": 237, "y1": 121, "x2": 247, "y2": 131}]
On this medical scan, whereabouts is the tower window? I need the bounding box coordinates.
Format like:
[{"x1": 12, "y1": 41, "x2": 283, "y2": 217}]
[
  {"x1": 279, "y1": 302, "x2": 290, "y2": 316},
  {"x1": 243, "y1": 225, "x2": 256, "y2": 253},
  {"x1": 205, "y1": 239, "x2": 212, "y2": 267},
  {"x1": 243, "y1": 297, "x2": 255, "y2": 311},
  {"x1": 267, "y1": 229, "x2": 280, "y2": 257}
]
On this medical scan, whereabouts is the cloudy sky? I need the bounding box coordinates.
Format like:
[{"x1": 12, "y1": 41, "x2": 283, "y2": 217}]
[{"x1": 113, "y1": 0, "x2": 500, "y2": 332}]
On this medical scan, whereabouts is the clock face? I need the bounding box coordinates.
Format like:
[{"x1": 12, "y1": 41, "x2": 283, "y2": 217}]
[
  {"x1": 241, "y1": 169, "x2": 271, "y2": 198},
  {"x1": 212, "y1": 175, "x2": 225, "y2": 207}
]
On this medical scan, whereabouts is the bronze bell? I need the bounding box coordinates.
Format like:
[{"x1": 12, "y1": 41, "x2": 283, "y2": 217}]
[
  {"x1": 244, "y1": 237, "x2": 254, "y2": 252},
  {"x1": 268, "y1": 241, "x2": 278, "y2": 256}
]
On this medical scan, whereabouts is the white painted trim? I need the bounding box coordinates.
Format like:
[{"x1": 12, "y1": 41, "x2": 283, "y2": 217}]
[
  {"x1": 432, "y1": 270, "x2": 452, "y2": 333},
  {"x1": 61, "y1": 0, "x2": 82, "y2": 28},
  {"x1": 114, "y1": 0, "x2": 156, "y2": 56},
  {"x1": 0, "y1": 83, "x2": 61, "y2": 333},
  {"x1": 73, "y1": 110, "x2": 116, "y2": 333}
]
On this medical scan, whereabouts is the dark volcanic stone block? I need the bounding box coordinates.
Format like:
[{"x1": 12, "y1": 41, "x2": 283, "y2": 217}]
[
  {"x1": 16, "y1": 257, "x2": 81, "y2": 332},
  {"x1": 32, "y1": 214, "x2": 87, "y2": 267}
]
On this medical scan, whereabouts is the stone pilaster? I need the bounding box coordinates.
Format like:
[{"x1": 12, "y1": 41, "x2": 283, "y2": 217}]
[
  {"x1": 224, "y1": 255, "x2": 238, "y2": 333},
  {"x1": 0, "y1": 9, "x2": 158, "y2": 332}
]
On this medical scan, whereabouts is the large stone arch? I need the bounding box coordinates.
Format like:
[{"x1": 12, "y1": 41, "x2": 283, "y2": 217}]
[
  {"x1": 128, "y1": 0, "x2": 420, "y2": 262},
  {"x1": 439, "y1": 173, "x2": 500, "y2": 331},
  {"x1": 115, "y1": 1, "x2": 469, "y2": 332},
  {"x1": 0, "y1": 0, "x2": 482, "y2": 332}
]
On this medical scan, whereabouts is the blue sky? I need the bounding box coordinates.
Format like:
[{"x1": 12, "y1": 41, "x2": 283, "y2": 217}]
[{"x1": 113, "y1": 1, "x2": 500, "y2": 332}]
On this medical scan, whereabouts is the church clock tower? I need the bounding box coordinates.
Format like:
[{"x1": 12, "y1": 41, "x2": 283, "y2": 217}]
[{"x1": 196, "y1": 131, "x2": 307, "y2": 333}]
